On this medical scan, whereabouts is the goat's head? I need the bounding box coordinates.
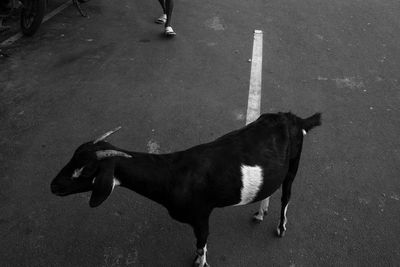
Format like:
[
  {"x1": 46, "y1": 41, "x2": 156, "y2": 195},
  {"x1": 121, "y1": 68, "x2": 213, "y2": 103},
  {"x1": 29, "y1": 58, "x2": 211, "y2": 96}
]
[{"x1": 50, "y1": 127, "x2": 132, "y2": 207}]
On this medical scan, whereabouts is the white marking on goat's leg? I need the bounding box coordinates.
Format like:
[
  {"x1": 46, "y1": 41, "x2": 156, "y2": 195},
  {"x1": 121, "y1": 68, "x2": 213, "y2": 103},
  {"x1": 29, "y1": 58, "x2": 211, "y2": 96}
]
[
  {"x1": 112, "y1": 178, "x2": 121, "y2": 191},
  {"x1": 276, "y1": 204, "x2": 288, "y2": 237},
  {"x1": 253, "y1": 197, "x2": 270, "y2": 221},
  {"x1": 276, "y1": 226, "x2": 282, "y2": 237},
  {"x1": 283, "y1": 204, "x2": 288, "y2": 229},
  {"x1": 194, "y1": 244, "x2": 208, "y2": 267}
]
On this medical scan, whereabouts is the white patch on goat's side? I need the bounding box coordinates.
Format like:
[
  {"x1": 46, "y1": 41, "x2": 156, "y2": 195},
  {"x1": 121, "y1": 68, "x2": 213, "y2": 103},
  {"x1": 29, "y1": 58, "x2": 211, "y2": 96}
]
[
  {"x1": 72, "y1": 167, "x2": 84, "y2": 179},
  {"x1": 235, "y1": 165, "x2": 263, "y2": 206}
]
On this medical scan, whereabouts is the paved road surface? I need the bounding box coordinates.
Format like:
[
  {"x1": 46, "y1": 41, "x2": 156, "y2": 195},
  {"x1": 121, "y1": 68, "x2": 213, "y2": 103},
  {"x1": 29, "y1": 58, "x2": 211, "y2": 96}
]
[{"x1": 1, "y1": 0, "x2": 399, "y2": 266}]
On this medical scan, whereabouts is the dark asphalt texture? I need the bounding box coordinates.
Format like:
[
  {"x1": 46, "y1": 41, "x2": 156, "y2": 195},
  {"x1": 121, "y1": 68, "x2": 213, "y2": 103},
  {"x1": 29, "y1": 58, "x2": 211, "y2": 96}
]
[{"x1": 1, "y1": 0, "x2": 399, "y2": 266}]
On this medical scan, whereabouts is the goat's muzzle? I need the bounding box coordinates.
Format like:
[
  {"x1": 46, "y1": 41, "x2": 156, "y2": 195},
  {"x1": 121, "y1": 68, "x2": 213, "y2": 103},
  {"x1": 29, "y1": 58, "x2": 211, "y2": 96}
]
[
  {"x1": 51, "y1": 176, "x2": 94, "y2": 196},
  {"x1": 51, "y1": 161, "x2": 95, "y2": 197},
  {"x1": 51, "y1": 183, "x2": 69, "y2": 196}
]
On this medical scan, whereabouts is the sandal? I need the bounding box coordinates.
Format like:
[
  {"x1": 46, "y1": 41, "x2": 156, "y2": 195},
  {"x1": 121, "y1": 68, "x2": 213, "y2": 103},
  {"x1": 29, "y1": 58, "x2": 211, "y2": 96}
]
[
  {"x1": 165, "y1": 26, "x2": 176, "y2": 36},
  {"x1": 155, "y1": 14, "x2": 167, "y2": 24}
]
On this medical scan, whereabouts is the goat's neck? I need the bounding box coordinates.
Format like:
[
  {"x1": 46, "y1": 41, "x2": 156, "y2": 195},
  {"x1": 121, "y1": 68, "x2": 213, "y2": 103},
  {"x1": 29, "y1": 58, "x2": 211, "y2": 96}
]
[{"x1": 114, "y1": 152, "x2": 172, "y2": 206}]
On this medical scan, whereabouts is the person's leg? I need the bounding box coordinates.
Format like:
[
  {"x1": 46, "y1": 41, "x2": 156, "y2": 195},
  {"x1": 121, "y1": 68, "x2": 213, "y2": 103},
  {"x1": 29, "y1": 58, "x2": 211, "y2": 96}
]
[
  {"x1": 155, "y1": 0, "x2": 167, "y2": 24},
  {"x1": 164, "y1": 0, "x2": 176, "y2": 36}
]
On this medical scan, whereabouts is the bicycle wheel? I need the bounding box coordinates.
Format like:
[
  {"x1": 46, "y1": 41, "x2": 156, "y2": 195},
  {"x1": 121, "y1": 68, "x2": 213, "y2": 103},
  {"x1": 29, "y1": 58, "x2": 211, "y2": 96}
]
[{"x1": 20, "y1": 0, "x2": 46, "y2": 36}]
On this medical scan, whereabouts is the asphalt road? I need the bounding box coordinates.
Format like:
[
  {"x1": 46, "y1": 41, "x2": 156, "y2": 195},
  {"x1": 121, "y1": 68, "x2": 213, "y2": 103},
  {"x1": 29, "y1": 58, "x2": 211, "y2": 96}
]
[{"x1": 1, "y1": 0, "x2": 399, "y2": 266}]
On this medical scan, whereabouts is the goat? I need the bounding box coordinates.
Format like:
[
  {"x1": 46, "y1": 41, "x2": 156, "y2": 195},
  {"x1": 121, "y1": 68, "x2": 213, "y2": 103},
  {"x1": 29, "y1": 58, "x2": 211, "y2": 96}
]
[
  {"x1": 155, "y1": 0, "x2": 176, "y2": 36},
  {"x1": 50, "y1": 112, "x2": 321, "y2": 267}
]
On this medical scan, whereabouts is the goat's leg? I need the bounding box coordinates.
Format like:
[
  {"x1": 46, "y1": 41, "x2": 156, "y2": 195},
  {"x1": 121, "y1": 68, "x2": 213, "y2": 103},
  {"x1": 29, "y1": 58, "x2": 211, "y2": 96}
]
[
  {"x1": 276, "y1": 156, "x2": 301, "y2": 237},
  {"x1": 276, "y1": 179, "x2": 292, "y2": 237},
  {"x1": 253, "y1": 197, "x2": 270, "y2": 222},
  {"x1": 192, "y1": 220, "x2": 210, "y2": 267}
]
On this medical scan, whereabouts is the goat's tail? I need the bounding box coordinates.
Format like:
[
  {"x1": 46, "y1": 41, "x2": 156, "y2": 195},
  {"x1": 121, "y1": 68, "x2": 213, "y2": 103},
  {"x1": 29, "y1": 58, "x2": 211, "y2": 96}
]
[{"x1": 302, "y1": 113, "x2": 322, "y2": 133}]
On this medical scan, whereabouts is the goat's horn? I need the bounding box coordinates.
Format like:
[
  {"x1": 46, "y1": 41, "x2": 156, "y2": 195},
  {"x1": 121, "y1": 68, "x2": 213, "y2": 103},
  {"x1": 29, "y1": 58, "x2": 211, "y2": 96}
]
[
  {"x1": 93, "y1": 126, "x2": 122, "y2": 144},
  {"x1": 96, "y1": 150, "x2": 132, "y2": 159}
]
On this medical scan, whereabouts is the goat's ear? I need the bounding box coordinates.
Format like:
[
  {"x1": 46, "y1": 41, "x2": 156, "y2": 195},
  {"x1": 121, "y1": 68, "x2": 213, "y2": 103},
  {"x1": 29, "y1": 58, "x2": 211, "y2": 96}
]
[{"x1": 89, "y1": 159, "x2": 116, "y2": 208}]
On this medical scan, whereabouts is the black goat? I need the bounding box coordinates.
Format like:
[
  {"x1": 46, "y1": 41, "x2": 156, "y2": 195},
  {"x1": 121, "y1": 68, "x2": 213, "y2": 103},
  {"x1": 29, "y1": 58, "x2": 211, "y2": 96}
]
[{"x1": 51, "y1": 112, "x2": 321, "y2": 267}]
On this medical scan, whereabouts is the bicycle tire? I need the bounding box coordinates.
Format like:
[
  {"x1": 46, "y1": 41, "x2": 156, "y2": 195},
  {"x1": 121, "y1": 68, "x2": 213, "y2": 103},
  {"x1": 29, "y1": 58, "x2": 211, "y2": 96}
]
[{"x1": 20, "y1": 0, "x2": 46, "y2": 36}]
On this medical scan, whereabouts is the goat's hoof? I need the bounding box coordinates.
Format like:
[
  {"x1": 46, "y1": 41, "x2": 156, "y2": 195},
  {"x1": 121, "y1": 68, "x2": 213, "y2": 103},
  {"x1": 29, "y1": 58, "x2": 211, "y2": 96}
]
[
  {"x1": 193, "y1": 255, "x2": 209, "y2": 267},
  {"x1": 253, "y1": 212, "x2": 265, "y2": 222},
  {"x1": 276, "y1": 227, "x2": 286, "y2": 237},
  {"x1": 193, "y1": 260, "x2": 209, "y2": 267}
]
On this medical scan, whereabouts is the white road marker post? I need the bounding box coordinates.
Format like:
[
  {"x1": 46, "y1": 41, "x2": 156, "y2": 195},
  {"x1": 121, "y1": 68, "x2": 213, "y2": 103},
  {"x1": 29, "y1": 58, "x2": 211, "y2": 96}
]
[
  {"x1": 246, "y1": 30, "x2": 263, "y2": 125},
  {"x1": 247, "y1": 30, "x2": 268, "y2": 220}
]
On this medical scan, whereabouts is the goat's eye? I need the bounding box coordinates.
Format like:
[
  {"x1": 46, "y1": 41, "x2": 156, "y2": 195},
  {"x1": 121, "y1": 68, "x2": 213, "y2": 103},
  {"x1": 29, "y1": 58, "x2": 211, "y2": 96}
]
[{"x1": 72, "y1": 167, "x2": 85, "y2": 179}]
